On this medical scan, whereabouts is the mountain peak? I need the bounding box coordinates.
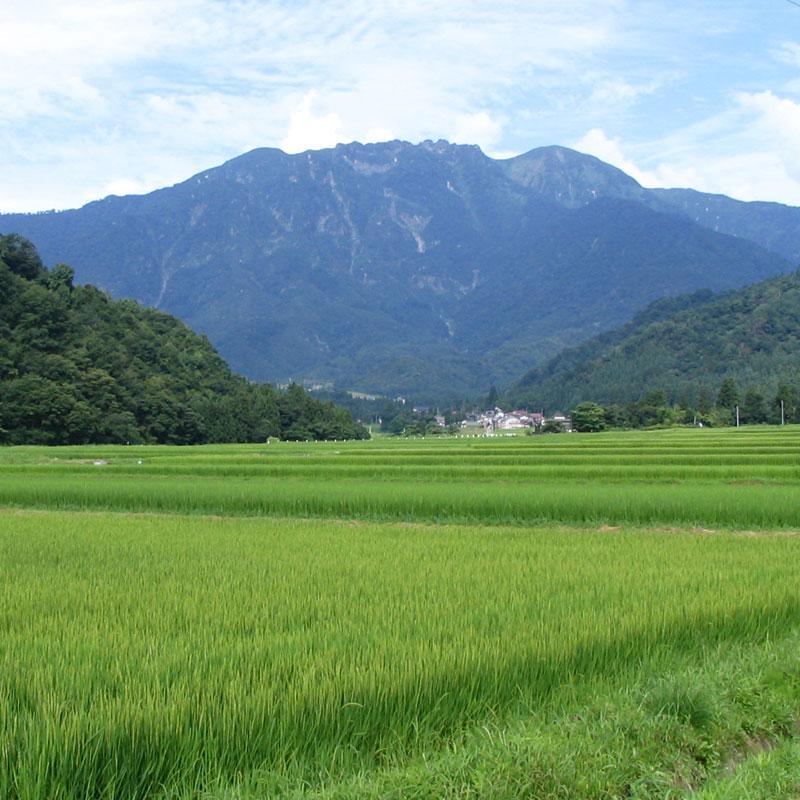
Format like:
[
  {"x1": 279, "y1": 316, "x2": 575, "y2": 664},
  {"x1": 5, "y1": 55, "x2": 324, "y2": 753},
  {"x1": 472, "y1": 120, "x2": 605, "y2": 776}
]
[{"x1": 498, "y1": 144, "x2": 644, "y2": 208}]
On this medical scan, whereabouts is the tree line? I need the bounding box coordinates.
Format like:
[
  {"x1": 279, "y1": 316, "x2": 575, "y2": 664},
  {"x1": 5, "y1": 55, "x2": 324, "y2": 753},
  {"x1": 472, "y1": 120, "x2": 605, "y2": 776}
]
[
  {"x1": 570, "y1": 379, "x2": 800, "y2": 432},
  {"x1": 0, "y1": 235, "x2": 369, "y2": 445}
]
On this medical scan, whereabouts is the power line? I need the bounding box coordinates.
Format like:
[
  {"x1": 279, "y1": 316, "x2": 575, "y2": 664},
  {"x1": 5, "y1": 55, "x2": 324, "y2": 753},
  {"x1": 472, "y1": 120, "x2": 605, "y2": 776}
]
[{"x1": 786, "y1": 0, "x2": 800, "y2": 8}]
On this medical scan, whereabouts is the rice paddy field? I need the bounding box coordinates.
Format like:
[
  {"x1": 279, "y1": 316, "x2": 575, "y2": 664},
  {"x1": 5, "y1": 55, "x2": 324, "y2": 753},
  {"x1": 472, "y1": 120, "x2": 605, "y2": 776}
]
[{"x1": 2, "y1": 427, "x2": 800, "y2": 798}]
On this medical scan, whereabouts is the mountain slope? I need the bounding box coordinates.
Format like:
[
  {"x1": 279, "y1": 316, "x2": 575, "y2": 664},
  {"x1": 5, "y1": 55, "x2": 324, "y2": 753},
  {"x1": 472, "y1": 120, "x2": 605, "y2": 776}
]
[
  {"x1": 498, "y1": 145, "x2": 651, "y2": 208},
  {"x1": 0, "y1": 235, "x2": 367, "y2": 444},
  {"x1": 507, "y1": 270, "x2": 800, "y2": 411},
  {"x1": 500, "y1": 146, "x2": 800, "y2": 262},
  {"x1": 0, "y1": 141, "x2": 794, "y2": 399},
  {"x1": 651, "y1": 187, "x2": 800, "y2": 264}
]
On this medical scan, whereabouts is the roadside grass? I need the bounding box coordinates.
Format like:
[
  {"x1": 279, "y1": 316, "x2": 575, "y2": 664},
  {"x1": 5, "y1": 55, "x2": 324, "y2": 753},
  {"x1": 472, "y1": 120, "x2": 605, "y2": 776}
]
[
  {"x1": 695, "y1": 741, "x2": 800, "y2": 800},
  {"x1": 245, "y1": 630, "x2": 800, "y2": 800}
]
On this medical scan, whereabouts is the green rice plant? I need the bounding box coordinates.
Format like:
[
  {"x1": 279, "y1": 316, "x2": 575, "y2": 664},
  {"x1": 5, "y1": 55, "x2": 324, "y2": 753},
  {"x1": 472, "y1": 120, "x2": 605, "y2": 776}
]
[
  {"x1": 3, "y1": 428, "x2": 800, "y2": 797},
  {"x1": 1, "y1": 511, "x2": 800, "y2": 798},
  {"x1": 3, "y1": 471, "x2": 800, "y2": 528},
  {"x1": 695, "y1": 741, "x2": 800, "y2": 800},
  {"x1": 6, "y1": 461, "x2": 800, "y2": 484}
]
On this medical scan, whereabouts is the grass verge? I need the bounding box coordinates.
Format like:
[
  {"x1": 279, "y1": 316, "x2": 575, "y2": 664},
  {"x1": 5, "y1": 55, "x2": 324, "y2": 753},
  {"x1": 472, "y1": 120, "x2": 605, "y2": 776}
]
[{"x1": 216, "y1": 630, "x2": 800, "y2": 799}]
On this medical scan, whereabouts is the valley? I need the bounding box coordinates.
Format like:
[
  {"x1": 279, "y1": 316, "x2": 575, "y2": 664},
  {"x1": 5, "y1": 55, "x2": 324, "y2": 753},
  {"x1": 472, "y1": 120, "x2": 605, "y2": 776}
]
[{"x1": 5, "y1": 4, "x2": 800, "y2": 798}]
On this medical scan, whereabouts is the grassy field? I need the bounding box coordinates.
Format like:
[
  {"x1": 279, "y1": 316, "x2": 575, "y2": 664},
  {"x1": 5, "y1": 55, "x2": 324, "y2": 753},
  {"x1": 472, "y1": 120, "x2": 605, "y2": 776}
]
[{"x1": 2, "y1": 428, "x2": 800, "y2": 798}]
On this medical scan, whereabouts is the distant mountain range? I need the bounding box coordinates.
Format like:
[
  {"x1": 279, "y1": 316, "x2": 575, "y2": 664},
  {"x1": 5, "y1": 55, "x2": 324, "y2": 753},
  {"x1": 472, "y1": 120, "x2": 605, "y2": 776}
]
[
  {"x1": 507, "y1": 268, "x2": 800, "y2": 411},
  {"x1": 2, "y1": 141, "x2": 798, "y2": 400}
]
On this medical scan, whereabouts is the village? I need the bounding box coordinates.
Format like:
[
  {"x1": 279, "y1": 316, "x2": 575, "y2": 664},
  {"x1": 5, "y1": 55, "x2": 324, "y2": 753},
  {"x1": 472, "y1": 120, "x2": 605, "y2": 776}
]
[
  {"x1": 402, "y1": 405, "x2": 573, "y2": 435},
  {"x1": 456, "y1": 407, "x2": 572, "y2": 434}
]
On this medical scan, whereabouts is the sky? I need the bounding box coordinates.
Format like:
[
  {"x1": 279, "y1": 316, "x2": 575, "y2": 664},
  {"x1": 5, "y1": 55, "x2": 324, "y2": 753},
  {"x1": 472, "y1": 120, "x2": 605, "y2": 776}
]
[{"x1": 3, "y1": 0, "x2": 800, "y2": 212}]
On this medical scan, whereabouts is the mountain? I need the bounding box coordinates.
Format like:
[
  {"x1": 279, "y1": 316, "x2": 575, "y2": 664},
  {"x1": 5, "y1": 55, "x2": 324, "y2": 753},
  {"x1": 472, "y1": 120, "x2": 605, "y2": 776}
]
[
  {"x1": 506, "y1": 269, "x2": 800, "y2": 412},
  {"x1": 1, "y1": 141, "x2": 795, "y2": 400},
  {"x1": 0, "y1": 235, "x2": 368, "y2": 444},
  {"x1": 651, "y1": 188, "x2": 800, "y2": 264},
  {"x1": 499, "y1": 146, "x2": 800, "y2": 262},
  {"x1": 498, "y1": 145, "x2": 649, "y2": 207}
]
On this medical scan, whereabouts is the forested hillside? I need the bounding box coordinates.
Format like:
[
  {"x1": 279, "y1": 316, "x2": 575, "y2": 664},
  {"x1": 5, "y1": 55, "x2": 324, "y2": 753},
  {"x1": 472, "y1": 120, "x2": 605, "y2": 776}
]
[
  {"x1": 507, "y1": 270, "x2": 800, "y2": 413},
  {"x1": 0, "y1": 235, "x2": 368, "y2": 444}
]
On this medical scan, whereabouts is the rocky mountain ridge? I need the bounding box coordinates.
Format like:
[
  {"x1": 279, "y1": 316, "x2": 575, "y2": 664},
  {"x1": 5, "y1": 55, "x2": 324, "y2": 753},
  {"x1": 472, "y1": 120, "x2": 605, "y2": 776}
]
[{"x1": 1, "y1": 140, "x2": 796, "y2": 399}]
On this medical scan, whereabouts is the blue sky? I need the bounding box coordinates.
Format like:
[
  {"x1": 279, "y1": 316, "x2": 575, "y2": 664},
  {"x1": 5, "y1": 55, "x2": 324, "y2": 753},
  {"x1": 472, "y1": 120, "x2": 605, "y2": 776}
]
[{"x1": 3, "y1": 0, "x2": 800, "y2": 211}]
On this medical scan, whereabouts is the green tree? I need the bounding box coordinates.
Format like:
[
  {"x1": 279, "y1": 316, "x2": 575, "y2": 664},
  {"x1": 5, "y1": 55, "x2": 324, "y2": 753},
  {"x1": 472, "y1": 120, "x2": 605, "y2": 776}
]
[
  {"x1": 716, "y1": 377, "x2": 740, "y2": 424},
  {"x1": 772, "y1": 383, "x2": 797, "y2": 424},
  {"x1": 385, "y1": 412, "x2": 411, "y2": 436},
  {"x1": 603, "y1": 404, "x2": 629, "y2": 428},
  {"x1": 629, "y1": 391, "x2": 672, "y2": 427},
  {"x1": 741, "y1": 388, "x2": 767, "y2": 424},
  {"x1": 643, "y1": 389, "x2": 667, "y2": 407},
  {"x1": 0, "y1": 234, "x2": 45, "y2": 280},
  {"x1": 717, "y1": 377, "x2": 739, "y2": 410},
  {"x1": 571, "y1": 402, "x2": 606, "y2": 433},
  {"x1": 46, "y1": 263, "x2": 75, "y2": 292},
  {"x1": 542, "y1": 419, "x2": 564, "y2": 433}
]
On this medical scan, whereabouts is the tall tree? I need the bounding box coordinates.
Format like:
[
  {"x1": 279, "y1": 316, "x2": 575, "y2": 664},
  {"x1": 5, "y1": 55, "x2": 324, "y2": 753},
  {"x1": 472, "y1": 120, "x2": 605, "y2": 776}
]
[
  {"x1": 697, "y1": 388, "x2": 713, "y2": 415},
  {"x1": 772, "y1": 383, "x2": 797, "y2": 424},
  {"x1": 741, "y1": 388, "x2": 767, "y2": 424},
  {"x1": 717, "y1": 378, "x2": 739, "y2": 411},
  {"x1": 571, "y1": 402, "x2": 606, "y2": 433}
]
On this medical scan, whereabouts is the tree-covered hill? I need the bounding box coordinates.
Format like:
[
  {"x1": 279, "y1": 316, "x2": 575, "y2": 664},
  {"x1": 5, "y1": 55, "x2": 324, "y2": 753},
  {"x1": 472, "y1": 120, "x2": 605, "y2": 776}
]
[
  {"x1": 0, "y1": 235, "x2": 368, "y2": 444},
  {"x1": 506, "y1": 270, "x2": 800, "y2": 412}
]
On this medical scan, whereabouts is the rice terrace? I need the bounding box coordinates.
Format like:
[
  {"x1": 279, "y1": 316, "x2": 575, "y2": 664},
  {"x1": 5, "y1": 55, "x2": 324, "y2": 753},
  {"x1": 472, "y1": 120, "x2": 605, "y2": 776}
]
[{"x1": 2, "y1": 427, "x2": 800, "y2": 799}]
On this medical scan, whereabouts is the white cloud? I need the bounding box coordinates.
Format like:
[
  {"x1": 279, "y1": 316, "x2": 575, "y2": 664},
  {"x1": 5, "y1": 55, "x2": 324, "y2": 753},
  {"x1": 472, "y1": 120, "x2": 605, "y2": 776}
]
[
  {"x1": 735, "y1": 90, "x2": 800, "y2": 163},
  {"x1": 573, "y1": 128, "x2": 655, "y2": 186},
  {"x1": 97, "y1": 178, "x2": 158, "y2": 199},
  {"x1": 363, "y1": 127, "x2": 396, "y2": 143},
  {"x1": 587, "y1": 78, "x2": 660, "y2": 109},
  {"x1": 775, "y1": 41, "x2": 800, "y2": 67},
  {"x1": 1, "y1": 0, "x2": 643, "y2": 210},
  {"x1": 574, "y1": 91, "x2": 800, "y2": 205},
  {"x1": 450, "y1": 112, "x2": 506, "y2": 153},
  {"x1": 0, "y1": 0, "x2": 174, "y2": 120},
  {"x1": 2, "y1": 1, "x2": 800, "y2": 210},
  {"x1": 281, "y1": 92, "x2": 344, "y2": 153}
]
